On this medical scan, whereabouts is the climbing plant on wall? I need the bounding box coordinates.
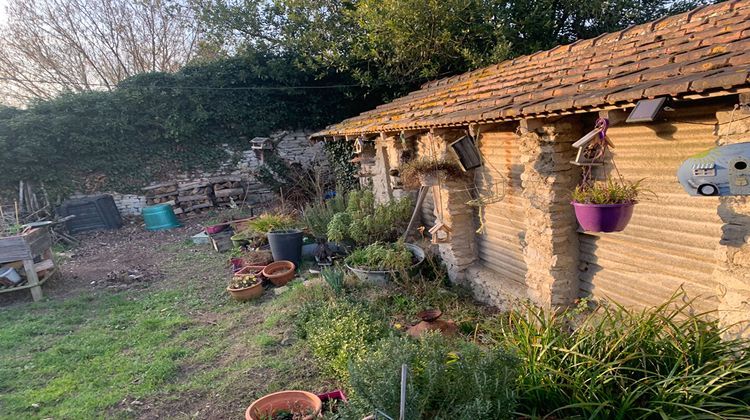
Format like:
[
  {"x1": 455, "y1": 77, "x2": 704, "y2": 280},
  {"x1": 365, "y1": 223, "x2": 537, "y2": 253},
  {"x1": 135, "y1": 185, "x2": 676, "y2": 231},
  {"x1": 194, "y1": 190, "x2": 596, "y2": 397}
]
[
  {"x1": 324, "y1": 139, "x2": 359, "y2": 193},
  {"x1": 0, "y1": 52, "x2": 374, "y2": 198}
]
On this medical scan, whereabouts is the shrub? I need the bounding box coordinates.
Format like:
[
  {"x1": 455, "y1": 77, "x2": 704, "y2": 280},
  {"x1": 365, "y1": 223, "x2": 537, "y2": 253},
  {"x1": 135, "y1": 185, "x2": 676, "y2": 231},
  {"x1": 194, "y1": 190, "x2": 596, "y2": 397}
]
[
  {"x1": 327, "y1": 190, "x2": 412, "y2": 244},
  {"x1": 346, "y1": 334, "x2": 518, "y2": 419},
  {"x1": 296, "y1": 301, "x2": 388, "y2": 382},
  {"x1": 345, "y1": 242, "x2": 413, "y2": 271},
  {"x1": 572, "y1": 177, "x2": 643, "y2": 204},
  {"x1": 302, "y1": 194, "x2": 348, "y2": 239},
  {"x1": 496, "y1": 299, "x2": 750, "y2": 419}
]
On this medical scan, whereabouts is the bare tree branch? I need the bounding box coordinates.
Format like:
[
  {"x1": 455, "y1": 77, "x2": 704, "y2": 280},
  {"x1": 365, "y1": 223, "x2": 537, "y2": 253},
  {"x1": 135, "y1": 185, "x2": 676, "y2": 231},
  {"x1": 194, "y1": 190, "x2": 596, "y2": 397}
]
[{"x1": 0, "y1": 0, "x2": 200, "y2": 105}]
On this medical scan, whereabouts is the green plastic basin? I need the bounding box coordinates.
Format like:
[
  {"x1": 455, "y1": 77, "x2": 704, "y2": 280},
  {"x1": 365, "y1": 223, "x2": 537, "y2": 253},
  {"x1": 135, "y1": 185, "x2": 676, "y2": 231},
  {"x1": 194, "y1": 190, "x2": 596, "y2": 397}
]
[{"x1": 142, "y1": 204, "x2": 181, "y2": 231}]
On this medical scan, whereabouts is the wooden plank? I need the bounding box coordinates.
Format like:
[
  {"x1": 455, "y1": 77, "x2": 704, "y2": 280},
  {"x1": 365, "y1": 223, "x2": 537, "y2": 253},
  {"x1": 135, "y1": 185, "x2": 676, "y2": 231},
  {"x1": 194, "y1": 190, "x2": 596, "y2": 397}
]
[
  {"x1": 34, "y1": 259, "x2": 54, "y2": 273},
  {"x1": 22, "y1": 258, "x2": 42, "y2": 301},
  {"x1": 214, "y1": 188, "x2": 244, "y2": 198},
  {"x1": 0, "y1": 234, "x2": 31, "y2": 262},
  {"x1": 27, "y1": 228, "x2": 52, "y2": 258}
]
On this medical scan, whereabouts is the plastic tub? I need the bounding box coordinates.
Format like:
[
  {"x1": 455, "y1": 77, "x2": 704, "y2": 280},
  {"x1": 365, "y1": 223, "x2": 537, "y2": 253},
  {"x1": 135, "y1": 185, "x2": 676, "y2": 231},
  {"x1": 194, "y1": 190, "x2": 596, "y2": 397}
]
[
  {"x1": 141, "y1": 204, "x2": 181, "y2": 231},
  {"x1": 0, "y1": 267, "x2": 22, "y2": 285}
]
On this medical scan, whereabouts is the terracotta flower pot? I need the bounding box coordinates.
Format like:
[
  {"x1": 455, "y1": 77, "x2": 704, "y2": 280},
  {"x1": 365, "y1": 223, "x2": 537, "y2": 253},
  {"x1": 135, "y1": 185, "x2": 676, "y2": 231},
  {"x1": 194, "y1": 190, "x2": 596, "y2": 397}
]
[
  {"x1": 262, "y1": 261, "x2": 296, "y2": 286},
  {"x1": 227, "y1": 282, "x2": 263, "y2": 301},
  {"x1": 228, "y1": 266, "x2": 266, "y2": 301},
  {"x1": 245, "y1": 390, "x2": 322, "y2": 420}
]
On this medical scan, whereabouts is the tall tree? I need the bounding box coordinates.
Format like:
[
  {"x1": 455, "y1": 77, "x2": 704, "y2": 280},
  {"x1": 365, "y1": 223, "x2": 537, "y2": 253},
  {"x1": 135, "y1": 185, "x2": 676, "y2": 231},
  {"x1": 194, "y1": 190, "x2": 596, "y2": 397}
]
[
  {"x1": 194, "y1": 0, "x2": 709, "y2": 98},
  {"x1": 0, "y1": 0, "x2": 201, "y2": 103}
]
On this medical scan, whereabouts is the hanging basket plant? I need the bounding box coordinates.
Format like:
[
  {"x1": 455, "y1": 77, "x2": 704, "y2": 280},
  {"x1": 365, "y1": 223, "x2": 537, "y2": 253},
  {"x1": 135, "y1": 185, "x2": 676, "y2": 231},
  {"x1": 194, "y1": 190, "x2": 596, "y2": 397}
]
[
  {"x1": 571, "y1": 178, "x2": 643, "y2": 233},
  {"x1": 399, "y1": 158, "x2": 469, "y2": 189}
]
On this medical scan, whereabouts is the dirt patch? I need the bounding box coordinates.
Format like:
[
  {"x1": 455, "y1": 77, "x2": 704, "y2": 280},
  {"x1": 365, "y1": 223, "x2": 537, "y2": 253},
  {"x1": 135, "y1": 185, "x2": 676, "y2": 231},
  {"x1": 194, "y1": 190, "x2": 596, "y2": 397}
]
[{"x1": 0, "y1": 215, "x2": 210, "y2": 306}]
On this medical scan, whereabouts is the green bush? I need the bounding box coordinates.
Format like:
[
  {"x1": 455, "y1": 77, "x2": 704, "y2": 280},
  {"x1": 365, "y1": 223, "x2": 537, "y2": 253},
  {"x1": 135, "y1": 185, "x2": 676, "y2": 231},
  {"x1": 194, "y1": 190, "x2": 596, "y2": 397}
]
[
  {"x1": 302, "y1": 194, "x2": 348, "y2": 239},
  {"x1": 345, "y1": 334, "x2": 518, "y2": 419},
  {"x1": 326, "y1": 190, "x2": 412, "y2": 245},
  {"x1": 496, "y1": 299, "x2": 750, "y2": 419},
  {"x1": 296, "y1": 301, "x2": 388, "y2": 382},
  {"x1": 345, "y1": 242, "x2": 413, "y2": 271}
]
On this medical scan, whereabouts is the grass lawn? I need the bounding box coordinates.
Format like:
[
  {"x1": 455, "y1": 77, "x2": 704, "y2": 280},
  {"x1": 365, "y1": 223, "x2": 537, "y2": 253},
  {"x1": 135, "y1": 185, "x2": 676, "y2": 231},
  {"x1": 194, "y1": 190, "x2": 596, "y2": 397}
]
[{"x1": 0, "y1": 240, "x2": 329, "y2": 419}]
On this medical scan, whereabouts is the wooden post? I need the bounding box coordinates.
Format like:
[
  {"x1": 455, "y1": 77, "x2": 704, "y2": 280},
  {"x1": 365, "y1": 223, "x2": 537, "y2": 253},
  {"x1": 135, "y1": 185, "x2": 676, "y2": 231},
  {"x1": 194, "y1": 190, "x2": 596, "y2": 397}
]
[{"x1": 22, "y1": 258, "x2": 42, "y2": 301}]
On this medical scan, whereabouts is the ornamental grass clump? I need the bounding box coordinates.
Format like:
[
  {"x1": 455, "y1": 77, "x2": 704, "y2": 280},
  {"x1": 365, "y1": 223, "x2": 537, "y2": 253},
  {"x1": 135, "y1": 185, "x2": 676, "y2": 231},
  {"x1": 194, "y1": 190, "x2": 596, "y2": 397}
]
[
  {"x1": 246, "y1": 213, "x2": 297, "y2": 233},
  {"x1": 494, "y1": 297, "x2": 750, "y2": 419},
  {"x1": 344, "y1": 334, "x2": 518, "y2": 420},
  {"x1": 572, "y1": 177, "x2": 643, "y2": 204},
  {"x1": 345, "y1": 242, "x2": 413, "y2": 271}
]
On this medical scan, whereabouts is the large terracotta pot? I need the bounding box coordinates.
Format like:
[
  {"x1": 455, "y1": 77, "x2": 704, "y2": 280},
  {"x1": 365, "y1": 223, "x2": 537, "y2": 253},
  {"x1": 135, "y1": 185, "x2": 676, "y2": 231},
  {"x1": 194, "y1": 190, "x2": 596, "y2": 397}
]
[
  {"x1": 245, "y1": 390, "x2": 322, "y2": 420},
  {"x1": 262, "y1": 261, "x2": 296, "y2": 286}
]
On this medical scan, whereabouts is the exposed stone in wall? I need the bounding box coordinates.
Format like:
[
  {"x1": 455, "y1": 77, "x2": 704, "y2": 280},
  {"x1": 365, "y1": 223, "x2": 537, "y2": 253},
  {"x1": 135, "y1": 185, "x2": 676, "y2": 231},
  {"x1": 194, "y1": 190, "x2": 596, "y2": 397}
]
[
  {"x1": 518, "y1": 118, "x2": 582, "y2": 308},
  {"x1": 432, "y1": 179, "x2": 479, "y2": 281},
  {"x1": 714, "y1": 108, "x2": 750, "y2": 339},
  {"x1": 76, "y1": 129, "x2": 320, "y2": 217}
]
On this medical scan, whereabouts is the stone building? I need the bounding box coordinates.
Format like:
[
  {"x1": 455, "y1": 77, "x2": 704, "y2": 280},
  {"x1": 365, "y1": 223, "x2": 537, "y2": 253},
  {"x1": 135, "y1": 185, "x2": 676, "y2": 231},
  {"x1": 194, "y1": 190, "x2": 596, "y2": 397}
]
[{"x1": 312, "y1": 0, "x2": 750, "y2": 338}]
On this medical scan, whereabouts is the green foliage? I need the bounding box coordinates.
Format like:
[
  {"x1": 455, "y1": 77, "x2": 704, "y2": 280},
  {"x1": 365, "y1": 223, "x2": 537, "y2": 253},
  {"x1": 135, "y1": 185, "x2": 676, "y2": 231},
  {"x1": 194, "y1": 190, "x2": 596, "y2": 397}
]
[
  {"x1": 326, "y1": 212, "x2": 352, "y2": 243},
  {"x1": 399, "y1": 157, "x2": 468, "y2": 189},
  {"x1": 345, "y1": 334, "x2": 518, "y2": 420},
  {"x1": 324, "y1": 139, "x2": 359, "y2": 193},
  {"x1": 301, "y1": 194, "x2": 348, "y2": 239},
  {"x1": 247, "y1": 213, "x2": 297, "y2": 234},
  {"x1": 296, "y1": 300, "x2": 388, "y2": 382},
  {"x1": 0, "y1": 52, "x2": 372, "y2": 196},
  {"x1": 345, "y1": 242, "x2": 414, "y2": 271},
  {"x1": 493, "y1": 298, "x2": 750, "y2": 419},
  {"x1": 196, "y1": 0, "x2": 705, "y2": 99},
  {"x1": 572, "y1": 177, "x2": 644, "y2": 204},
  {"x1": 321, "y1": 267, "x2": 345, "y2": 294},
  {"x1": 327, "y1": 190, "x2": 412, "y2": 245}
]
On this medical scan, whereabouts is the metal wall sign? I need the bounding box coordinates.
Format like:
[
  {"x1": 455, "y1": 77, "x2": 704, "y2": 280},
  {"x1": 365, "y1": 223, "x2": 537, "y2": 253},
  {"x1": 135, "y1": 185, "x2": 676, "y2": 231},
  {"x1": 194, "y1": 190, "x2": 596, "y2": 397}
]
[{"x1": 677, "y1": 142, "x2": 750, "y2": 196}]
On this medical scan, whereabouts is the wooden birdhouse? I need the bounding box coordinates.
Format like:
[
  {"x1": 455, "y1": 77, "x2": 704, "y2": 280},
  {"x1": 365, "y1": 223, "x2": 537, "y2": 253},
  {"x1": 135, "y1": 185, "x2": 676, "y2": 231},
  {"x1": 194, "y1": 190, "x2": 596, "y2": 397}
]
[
  {"x1": 428, "y1": 220, "x2": 452, "y2": 244},
  {"x1": 250, "y1": 137, "x2": 273, "y2": 151},
  {"x1": 354, "y1": 136, "x2": 365, "y2": 154}
]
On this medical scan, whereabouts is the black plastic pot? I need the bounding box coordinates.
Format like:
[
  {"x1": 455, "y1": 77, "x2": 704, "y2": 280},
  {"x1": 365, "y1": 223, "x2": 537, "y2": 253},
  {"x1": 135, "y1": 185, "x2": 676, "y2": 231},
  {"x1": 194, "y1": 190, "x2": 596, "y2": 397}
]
[{"x1": 267, "y1": 229, "x2": 303, "y2": 267}]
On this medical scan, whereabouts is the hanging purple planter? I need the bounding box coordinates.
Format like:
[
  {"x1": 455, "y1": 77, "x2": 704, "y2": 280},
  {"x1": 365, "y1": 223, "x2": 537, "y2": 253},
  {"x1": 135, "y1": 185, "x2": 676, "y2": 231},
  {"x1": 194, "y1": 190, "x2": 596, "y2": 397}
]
[{"x1": 571, "y1": 201, "x2": 635, "y2": 233}]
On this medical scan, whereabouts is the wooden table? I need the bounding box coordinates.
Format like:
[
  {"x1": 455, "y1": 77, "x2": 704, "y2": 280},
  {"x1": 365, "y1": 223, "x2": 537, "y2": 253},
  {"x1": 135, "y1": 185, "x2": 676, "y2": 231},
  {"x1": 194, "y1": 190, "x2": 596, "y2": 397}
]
[{"x1": 0, "y1": 227, "x2": 57, "y2": 301}]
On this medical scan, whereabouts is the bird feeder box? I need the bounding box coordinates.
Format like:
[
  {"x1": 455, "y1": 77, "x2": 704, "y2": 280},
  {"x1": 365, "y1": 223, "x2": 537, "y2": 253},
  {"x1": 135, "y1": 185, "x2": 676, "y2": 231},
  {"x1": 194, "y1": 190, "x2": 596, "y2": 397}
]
[
  {"x1": 428, "y1": 221, "x2": 452, "y2": 244},
  {"x1": 250, "y1": 137, "x2": 273, "y2": 151},
  {"x1": 571, "y1": 119, "x2": 613, "y2": 166},
  {"x1": 354, "y1": 137, "x2": 365, "y2": 154}
]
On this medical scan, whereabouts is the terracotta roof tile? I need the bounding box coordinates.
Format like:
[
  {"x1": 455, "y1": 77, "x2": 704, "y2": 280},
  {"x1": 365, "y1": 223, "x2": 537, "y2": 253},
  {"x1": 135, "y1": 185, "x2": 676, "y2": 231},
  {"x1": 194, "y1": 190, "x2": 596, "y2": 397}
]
[{"x1": 314, "y1": 0, "x2": 750, "y2": 137}]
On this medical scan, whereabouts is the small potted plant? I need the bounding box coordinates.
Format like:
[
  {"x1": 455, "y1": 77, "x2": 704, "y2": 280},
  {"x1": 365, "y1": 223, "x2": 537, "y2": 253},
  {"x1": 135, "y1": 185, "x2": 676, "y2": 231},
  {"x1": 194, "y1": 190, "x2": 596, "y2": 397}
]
[
  {"x1": 227, "y1": 266, "x2": 265, "y2": 301},
  {"x1": 400, "y1": 157, "x2": 468, "y2": 188},
  {"x1": 344, "y1": 242, "x2": 425, "y2": 283},
  {"x1": 571, "y1": 178, "x2": 642, "y2": 233},
  {"x1": 249, "y1": 214, "x2": 302, "y2": 267}
]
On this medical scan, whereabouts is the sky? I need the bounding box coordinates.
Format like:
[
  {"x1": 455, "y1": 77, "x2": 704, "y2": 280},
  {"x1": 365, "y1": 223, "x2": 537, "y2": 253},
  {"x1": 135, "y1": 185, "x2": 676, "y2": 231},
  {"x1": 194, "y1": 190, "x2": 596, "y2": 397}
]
[{"x1": 0, "y1": 0, "x2": 6, "y2": 25}]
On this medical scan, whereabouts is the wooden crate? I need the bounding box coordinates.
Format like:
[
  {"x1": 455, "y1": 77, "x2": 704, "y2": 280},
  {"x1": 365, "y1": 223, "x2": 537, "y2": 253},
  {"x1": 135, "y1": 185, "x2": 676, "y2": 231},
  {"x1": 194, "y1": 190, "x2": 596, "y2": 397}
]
[{"x1": 0, "y1": 228, "x2": 56, "y2": 301}]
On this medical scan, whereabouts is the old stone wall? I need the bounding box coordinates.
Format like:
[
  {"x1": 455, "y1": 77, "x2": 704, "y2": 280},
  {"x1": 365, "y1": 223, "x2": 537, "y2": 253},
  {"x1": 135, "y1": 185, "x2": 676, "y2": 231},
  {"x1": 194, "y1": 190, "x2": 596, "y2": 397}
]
[
  {"x1": 714, "y1": 107, "x2": 750, "y2": 339},
  {"x1": 76, "y1": 129, "x2": 323, "y2": 216}
]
